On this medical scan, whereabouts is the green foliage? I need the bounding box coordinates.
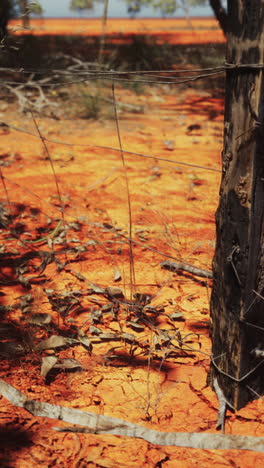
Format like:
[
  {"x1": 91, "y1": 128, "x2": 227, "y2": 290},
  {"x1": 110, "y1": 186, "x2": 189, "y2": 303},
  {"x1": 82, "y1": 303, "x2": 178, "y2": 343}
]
[
  {"x1": 126, "y1": 0, "x2": 207, "y2": 17},
  {"x1": 27, "y1": 1, "x2": 43, "y2": 15},
  {"x1": 188, "y1": 0, "x2": 207, "y2": 5},
  {"x1": 69, "y1": 0, "x2": 94, "y2": 11},
  {"x1": 7, "y1": 0, "x2": 43, "y2": 17}
]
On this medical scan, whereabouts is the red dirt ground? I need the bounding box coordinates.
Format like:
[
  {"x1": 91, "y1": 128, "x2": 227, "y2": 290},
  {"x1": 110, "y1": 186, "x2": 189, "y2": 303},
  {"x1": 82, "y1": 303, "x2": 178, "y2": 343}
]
[
  {"x1": 0, "y1": 18, "x2": 263, "y2": 468},
  {"x1": 9, "y1": 17, "x2": 225, "y2": 44}
]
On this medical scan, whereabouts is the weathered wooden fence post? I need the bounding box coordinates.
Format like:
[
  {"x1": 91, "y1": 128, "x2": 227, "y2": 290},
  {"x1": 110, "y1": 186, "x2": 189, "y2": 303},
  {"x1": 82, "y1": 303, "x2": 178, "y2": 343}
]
[{"x1": 210, "y1": 1, "x2": 264, "y2": 409}]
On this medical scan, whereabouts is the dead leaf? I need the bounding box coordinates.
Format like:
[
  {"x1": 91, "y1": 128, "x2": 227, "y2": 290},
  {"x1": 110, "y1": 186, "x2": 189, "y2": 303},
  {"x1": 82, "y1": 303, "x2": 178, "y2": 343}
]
[
  {"x1": 78, "y1": 334, "x2": 93, "y2": 353},
  {"x1": 113, "y1": 268, "x2": 122, "y2": 282},
  {"x1": 35, "y1": 335, "x2": 74, "y2": 351},
  {"x1": 89, "y1": 326, "x2": 102, "y2": 335},
  {"x1": 41, "y1": 356, "x2": 82, "y2": 378},
  {"x1": 41, "y1": 355, "x2": 58, "y2": 378},
  {"x1": 97, "y1": 332, "x2": 119, "y2": 341},
  {"x1": 127, "y1": 321, "x2": 145, "y2": 332},
  {"x1": 170, "y1": 312, "x2": 185, "y2": 321},
  {"x1": 106, "y1": 286, "x2": 124, "y2": 298},
  {"x1": 121, "y1": 332, "x2": 137, "y2": 342},
  {"x1": 27, "y1": 313, "x2": 52, "y2": 325},
  {"x1": 54, "y1": 358, "x2": 82, "y2": 371},
  {"x1": 101, "y1": 303, "x2": 113, "y2": 313}
]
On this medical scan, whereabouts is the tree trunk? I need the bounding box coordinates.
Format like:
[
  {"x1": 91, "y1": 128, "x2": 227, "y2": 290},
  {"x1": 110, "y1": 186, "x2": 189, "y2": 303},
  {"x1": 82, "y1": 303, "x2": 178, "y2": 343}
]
[
  {"x1": 0, "y1": 0, "x2": 11, "y2": 39},
  {"x1": 209, "y1": 0, "x2": 228, "y2": 35},
  {"x1": 19, "y1": 0, "x2": 29, "y2": 28},
  {"x1": 210, "y1": 1, "x2": 264, "y2": 409}
]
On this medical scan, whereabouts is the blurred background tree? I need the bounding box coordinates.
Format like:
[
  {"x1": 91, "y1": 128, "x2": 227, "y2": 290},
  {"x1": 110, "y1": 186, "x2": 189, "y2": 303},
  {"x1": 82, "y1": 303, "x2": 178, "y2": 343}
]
[
  {"x1": 0, "y1": 0, "x2": 42, "y2": 38},
  {"x1": 70, "y1": 0, "x2": 95, "y2": 15},
  {"x1": 18, "y1": 1, "x2": 43, "y2": 27},
  {"x1": 69, "y1": 0, "x2": 228, "y2": 35},
  {"x1": 126, "y1": 0, "x2": 227, "y2": 34}
]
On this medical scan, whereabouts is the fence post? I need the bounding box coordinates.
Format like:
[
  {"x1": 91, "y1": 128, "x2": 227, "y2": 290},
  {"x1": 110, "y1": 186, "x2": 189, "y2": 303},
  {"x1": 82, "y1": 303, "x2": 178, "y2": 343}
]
[{"x1": 210, "y1": 1, "x2": 264, "y2": 409}]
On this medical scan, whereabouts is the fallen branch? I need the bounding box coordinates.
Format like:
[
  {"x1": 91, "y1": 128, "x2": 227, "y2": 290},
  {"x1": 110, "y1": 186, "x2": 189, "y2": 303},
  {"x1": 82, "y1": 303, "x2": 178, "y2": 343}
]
[
  {"x1": 0, "y1": 379, "x2": 263, "y2": 452},
  {"x1": 161, "y1": 260, "x2": 213, "y2": 279},
  {"x1": 3, "y1": 73, "x2": 58, "y2": 113}
]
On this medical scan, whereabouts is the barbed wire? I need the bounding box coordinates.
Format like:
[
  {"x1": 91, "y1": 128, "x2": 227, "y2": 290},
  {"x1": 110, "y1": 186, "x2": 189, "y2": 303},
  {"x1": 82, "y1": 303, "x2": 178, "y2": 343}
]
[
  {"x1": 1, "y1": 65, "x2": 226, "y2": 75},
  {"x1": 2, "y1": 71, "x2": 223, "y2": 86},
  {"x1": 1, "y1": 61, "x2": 264, "y2": 77},
  {"x1": 1, "y1": 59, "x2": 260, "y2": 91}
]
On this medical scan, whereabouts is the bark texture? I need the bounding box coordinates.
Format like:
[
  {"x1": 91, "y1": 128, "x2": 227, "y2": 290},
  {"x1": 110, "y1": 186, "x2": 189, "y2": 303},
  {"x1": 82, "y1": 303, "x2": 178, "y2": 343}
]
[{"x1": 210, "y1": 0, "x2": 264, "y2": 409}]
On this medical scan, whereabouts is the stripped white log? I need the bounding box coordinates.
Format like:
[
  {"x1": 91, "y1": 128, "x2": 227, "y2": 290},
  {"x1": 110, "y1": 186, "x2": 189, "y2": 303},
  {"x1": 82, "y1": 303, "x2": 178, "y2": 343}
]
[{"x1": 0, "y1": 379, "x2": 263, "y2": 452}]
